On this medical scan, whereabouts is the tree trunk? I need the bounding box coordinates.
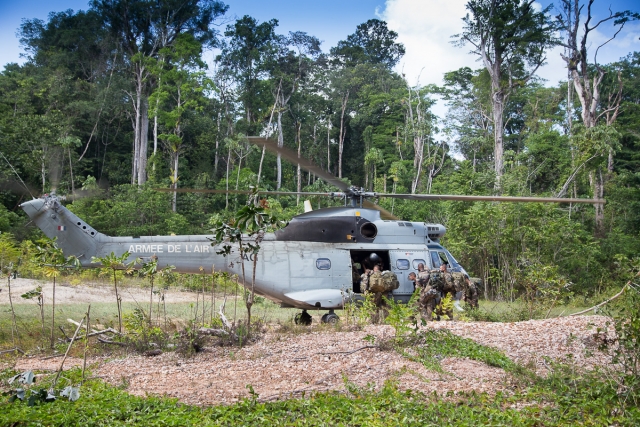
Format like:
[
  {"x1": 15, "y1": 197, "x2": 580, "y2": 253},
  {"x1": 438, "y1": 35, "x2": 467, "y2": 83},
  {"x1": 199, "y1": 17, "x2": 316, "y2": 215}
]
[
  {"x1": 276, "y1": 110, "x2": 283, "y2": 189},
  {"x1": 338, "y1": 92, "x2": 349, "y2": 179},
  {"x1": 172, "y1": 152, "x2": 179, "y2": 212},
  {"x1": 50, "y1": 276, "x2": 56, "y2": 349},
  {"x1": 214, "y1": 113, "x2": 221, "y2": 176},
  {"x1": 327, "y1": 117, "x2": 331, "y2": 173},
  {"x1": 296, "y1": 123, "x2": 302, "y2": 205},
  {"x1": 138, "y1": 99, "x2": 149, "y2": 185},
  {"x1": 492, "y1": 89, "x2": 505, "y2": 189}
]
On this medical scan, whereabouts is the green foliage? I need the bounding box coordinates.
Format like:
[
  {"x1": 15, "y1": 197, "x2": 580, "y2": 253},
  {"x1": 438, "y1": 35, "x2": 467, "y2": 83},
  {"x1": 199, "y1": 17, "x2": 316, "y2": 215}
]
[
  {"x1": 3, "y1": 364, "x2": 639, "y2": 426},
  {"x1": 416, "y1": 329, "x2": 516, "y2": 372},
  {"x1": 343, "y1": 292, "x2": 378, "y2": 327},
  {"x1": 600, "y1": 263, "x2": 640, "y2": 405},
  {"x1": 68, "y1": 185, "x2": 198, "y2": 236},
  {"x1": 383, "y1": 294, "x2": 419, "y2": 339},
  {"x1": 122, "y1": 308, "x2": 169, "y2": 353},
  {"x1": 0, "y1": 232, "x2": 20, "y2": 274},
  {"x1": 517, "y1": 262, "x2": 573, "y2": 319}
]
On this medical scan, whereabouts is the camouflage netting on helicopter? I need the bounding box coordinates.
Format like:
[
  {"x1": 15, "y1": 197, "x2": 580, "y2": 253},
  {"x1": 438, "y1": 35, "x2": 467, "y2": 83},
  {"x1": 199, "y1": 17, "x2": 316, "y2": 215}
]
[{"x1": 368, "y1": 271, "x2": 400, "y2": 293}]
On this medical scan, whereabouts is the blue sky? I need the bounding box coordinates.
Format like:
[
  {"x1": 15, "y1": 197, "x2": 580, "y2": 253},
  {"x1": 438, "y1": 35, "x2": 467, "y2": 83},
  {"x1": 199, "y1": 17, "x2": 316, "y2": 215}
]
[{"x1": 1, "y1": 0, "x2": 638, "y2": 91}]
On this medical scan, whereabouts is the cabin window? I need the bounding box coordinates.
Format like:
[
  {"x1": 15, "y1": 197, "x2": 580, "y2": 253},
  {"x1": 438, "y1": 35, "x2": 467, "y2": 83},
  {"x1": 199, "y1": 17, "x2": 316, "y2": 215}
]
[
  {"x1": 396, "y1": 259, "x2": 410, "y2": 270},
  {"x1": 316, "y1": 258, "x2": 331, "y2": 270},
  {"x1": 412, "y1": 259, "x2": 427, "y2": 270}
]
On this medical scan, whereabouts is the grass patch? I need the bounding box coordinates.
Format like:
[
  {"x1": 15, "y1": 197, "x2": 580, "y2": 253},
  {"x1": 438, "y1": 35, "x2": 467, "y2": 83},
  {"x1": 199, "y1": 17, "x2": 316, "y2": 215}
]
[
  {"x1": 1, "y1": 366, "x2": 638, "y2": 426},
  {"x1": 410, "y1": 329, "x2": 516, "y2": 373},
  {"x1": 462, "y1": 300, "x2": 592, "y2": 322}
]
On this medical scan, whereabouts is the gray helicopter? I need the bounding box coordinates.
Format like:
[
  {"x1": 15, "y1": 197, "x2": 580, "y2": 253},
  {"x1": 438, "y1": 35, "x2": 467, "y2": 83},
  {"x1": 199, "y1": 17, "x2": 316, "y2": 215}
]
[{"x1": 20, "y1": 137, "x2": 604, "y2": 323}]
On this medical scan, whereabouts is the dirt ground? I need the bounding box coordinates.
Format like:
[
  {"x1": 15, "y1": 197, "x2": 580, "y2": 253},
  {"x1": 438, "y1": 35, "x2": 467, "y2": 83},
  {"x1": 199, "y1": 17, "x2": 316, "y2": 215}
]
[
  {"x1": 0, "y1": 278, "x2": 200, "y2": 306},
  {"x1": 3, "y1": 280, "x2": 614, "y2": 407}
]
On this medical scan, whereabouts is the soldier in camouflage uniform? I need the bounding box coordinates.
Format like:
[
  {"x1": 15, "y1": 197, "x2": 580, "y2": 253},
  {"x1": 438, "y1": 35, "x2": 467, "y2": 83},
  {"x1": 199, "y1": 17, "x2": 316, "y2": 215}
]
[
  {"x1": 463, "y1": 275, "x2": 479, "y2": 309},
  {"x1": 434, "y1": 263, "x2": 455, "y2": 320},
  {"x1": 360, "y1": 268, "x2": 372, "y2": 294},
  {"x1": 409, "y1": 267, "x2": 438, "y2": 321}
]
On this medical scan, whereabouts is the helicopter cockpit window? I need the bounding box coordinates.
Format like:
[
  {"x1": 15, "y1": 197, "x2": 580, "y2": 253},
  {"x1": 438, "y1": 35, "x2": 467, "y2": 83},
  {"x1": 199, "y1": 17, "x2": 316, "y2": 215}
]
[
  {"x1": 430, "y1": 251, "x2": 450, "y2": 269},
  {"x1": 412, "y1": 259, "x2": 426, "y2": 270},
  {"x1": 396, "y1": 259, "x2": 410, "y2": 270},
  {"x1": 316, "y1": 258, "x2": 331, "y2": 270}
]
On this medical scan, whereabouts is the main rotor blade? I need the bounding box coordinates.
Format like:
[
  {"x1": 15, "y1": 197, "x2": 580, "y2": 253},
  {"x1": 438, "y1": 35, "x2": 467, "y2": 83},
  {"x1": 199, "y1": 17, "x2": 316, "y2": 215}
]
[
  {"x1": 248, "y1": 137, "x2": 350, "y2": 192},
  {"x1": 362, "y1": 199, "x2": 399, "y2": 220},
  {"x1": 154, "y1": 188, "x2": 339, "y2": 197},
  {"x1": 375, "y1": 193, "x2": 605, "y2": 204}
]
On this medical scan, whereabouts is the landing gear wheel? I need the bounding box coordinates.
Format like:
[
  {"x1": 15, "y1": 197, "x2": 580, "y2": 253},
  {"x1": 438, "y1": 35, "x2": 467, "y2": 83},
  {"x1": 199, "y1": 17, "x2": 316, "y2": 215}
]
[
  {"x1": 321, "y1": 310, "x2": 339, "y2": 324},
  {"x1": 294, "y1": 310, "x2": 312, "y2": 326}
]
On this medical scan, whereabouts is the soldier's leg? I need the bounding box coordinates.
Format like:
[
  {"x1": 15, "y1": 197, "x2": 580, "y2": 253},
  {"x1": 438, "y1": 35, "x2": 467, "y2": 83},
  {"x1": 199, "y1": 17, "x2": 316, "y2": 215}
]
[
  {"x1": 425, "y1": 299, "x2": 435, "y2": 321},
  {"x1": 471, "y1": 289, "x2": 479, "y2": 309}
]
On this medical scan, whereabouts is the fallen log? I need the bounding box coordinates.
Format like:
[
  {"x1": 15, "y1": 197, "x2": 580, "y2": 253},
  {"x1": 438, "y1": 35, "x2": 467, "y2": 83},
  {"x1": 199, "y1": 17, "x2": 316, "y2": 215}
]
[
  {"x1": 218, "y1": 297, "x2": 233, "y2": 329},
  {"x1": 0, "y1": 348, "x2": 25, "y2": 355},
  {"x1": 97, "y1": 336, "x2": 128, "y2": 347},
  {"x1": 62, "y1": 327, "x2": 119, "y2": 343},
  {"x1": 67, "y1": 318, "x2": 121, "y2": 335},
  {"x1": 198, "y1": 327, "x2": 231, "y2": 337}
]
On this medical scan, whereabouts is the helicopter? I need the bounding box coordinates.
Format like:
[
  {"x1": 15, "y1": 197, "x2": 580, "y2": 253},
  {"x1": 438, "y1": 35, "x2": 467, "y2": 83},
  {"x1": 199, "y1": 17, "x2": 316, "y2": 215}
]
[{"x1": 20, "y1": 137, "x2": 605, "y2": 324}]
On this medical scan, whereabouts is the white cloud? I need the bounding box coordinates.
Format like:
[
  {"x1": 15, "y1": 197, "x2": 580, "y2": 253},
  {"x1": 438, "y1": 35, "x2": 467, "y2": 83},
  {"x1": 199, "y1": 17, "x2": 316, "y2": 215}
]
[
  {"x1": 381, "y1": 0, "x2": 471, "y2": 87},
  {"x1": 381, "y1": 0, "x2": 640, "y2": 122}
]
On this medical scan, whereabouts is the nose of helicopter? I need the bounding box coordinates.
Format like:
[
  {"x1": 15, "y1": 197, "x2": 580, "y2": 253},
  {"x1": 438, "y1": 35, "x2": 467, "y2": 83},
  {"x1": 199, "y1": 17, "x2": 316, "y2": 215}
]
[{"x1": 20, "y1": 198, "x2": 46, "y2": 219}]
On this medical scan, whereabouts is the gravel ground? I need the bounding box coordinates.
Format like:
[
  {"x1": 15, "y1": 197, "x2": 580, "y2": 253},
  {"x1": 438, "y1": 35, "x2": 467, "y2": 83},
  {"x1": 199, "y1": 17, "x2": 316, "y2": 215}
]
[
  {"x1": 5, "y1": 279, "x2": 613, "y2": 406},
  {"x1": 11, "y1": 315, "x2": 611, "y2": 406}
]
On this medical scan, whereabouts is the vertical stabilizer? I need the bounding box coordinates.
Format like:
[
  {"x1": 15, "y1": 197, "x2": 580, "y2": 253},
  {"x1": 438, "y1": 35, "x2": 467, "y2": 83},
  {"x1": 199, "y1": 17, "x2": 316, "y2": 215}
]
[{"x1": 21, "y1": 195, "x2": 104, "y2": 265}]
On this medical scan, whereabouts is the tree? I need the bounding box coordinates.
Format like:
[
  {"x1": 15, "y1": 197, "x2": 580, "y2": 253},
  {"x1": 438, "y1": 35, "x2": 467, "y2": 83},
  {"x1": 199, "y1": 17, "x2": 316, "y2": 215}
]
[
  {"x1": 331, "y1": 19, "x2": 405, "y2": 69},
  {"x1": 329, "y1": 20, "x2": 405, "y2": 179},
  {"x1": 91, "y1": 0, "x2": 228, "y2": 185},
  {"x1": 211, "y1": 195, "x2": 277, "y2": 331},
  {"x1": 91, "y1": 251, "x2": 137, "y2": 333},
  {"x1": 150, "y1": 33, "x2": 214, "y2": 211},
  {"x1": 268, "y1": 31, "x2": 322, "y2": 189},
  {"x1": 0, "y1": 233, "x2": 21, "y2": 347},
  {"x1": 455, "y1": 0, "x2": 556, "y2": 189},
  {"x1": 556, "y1": 0, "x2": 639, "y2": 236},
  {"x1": 35, "y1": 239, "x2": 79, "y2": 349},
  {"x1": 216, "y1": 15, "x2": 280, "y2": 133}
]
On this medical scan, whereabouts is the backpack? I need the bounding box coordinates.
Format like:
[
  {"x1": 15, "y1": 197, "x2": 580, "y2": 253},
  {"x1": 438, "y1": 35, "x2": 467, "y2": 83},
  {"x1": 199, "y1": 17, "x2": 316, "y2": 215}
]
[
  {"x1": 368, "y1": 271, "x2": 385, "y2": 293},
  {"x1": 451, "y1": 272, "x2": 465, "y2": 293},
  {"x1": 381, "y1": 271, "x2": 400, "y2": 292}
]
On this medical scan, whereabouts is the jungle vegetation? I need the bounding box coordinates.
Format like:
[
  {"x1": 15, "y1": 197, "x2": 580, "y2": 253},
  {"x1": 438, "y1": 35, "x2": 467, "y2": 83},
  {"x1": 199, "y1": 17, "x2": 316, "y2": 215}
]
[{"x1": 0, "y1": 0, "x2": 638, "y2": 302}]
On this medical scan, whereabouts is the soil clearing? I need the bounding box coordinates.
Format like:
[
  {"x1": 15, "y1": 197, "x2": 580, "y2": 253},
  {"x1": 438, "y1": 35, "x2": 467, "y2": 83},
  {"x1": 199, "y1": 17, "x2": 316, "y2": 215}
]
[{"x1": 4, "y1": 280, "x2": 613, "y2": 406}]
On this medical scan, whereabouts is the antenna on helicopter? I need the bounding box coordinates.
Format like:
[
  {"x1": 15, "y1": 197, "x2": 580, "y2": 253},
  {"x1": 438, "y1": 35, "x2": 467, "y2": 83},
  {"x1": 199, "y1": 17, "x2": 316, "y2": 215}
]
[
  {"x1": 0, "y1": 151, "x2": 35, "y2": 199},
  {"x1": 303, "y1": 200, "x2": 313, "y2": 213}
]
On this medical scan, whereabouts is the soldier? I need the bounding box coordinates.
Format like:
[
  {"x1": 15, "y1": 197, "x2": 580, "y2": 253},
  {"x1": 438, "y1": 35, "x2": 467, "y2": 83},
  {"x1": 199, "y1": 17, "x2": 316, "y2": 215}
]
[
  {"x1": 434, "y1": 263, "x2": 455, "y2": 320},
  {"x1": 408, "y1": 270, "x2": 438, "y2": 321},
  {"x1": 360, "y1": 268, "x2": 372, "y2": 294},
  {"x1": 369, "y1": 265, "x2": 385, "y2": 308},
  {"x1": 416, "y1": 263, "x2": 430, "y2": 290},
  {"x1": 464, "y1": 276, "x2": 479, "y2": 309}
]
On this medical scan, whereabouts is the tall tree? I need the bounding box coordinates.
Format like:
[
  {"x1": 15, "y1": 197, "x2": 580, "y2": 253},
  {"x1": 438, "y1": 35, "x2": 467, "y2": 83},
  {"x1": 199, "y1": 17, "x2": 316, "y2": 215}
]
[
  {"x1": 216, "y1": 15, "x2": 279, "y2": 133},
  {"x1": 556, "y1": 0, "x2": 639, "y2": 236},
  {"x1": 331, "y1": 19, "x2": 405, "y2": 69},
  {"x1": 269, "y1": 31, "x2": 322, "y2": 189},
  {"x1": 329, "y1": 19, "x2": 405, "y2": 178},
  {"x1": 455, "y1": 0, "x2": 556, "y2": 189},
  {"x1": 150, "y1": 33, "x2": 213, "y2": 211},
  {"x1": 91, "y1": 0, "x2": 228, "y2": 186}
]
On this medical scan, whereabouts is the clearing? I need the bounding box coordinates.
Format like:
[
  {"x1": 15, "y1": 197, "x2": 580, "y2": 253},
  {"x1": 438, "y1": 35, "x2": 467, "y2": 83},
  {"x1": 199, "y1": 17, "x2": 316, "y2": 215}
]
[{"x1": 2, "y1": 279, "x2": 612, "y2": 406}]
